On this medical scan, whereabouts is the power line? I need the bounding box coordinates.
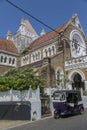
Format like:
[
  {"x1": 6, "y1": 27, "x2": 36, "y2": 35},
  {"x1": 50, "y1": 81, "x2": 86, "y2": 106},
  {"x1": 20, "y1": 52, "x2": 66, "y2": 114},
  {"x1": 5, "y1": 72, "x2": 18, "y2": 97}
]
[
  {"x1": 5, "y1": 0, "x2": 60, "y2": 35},
  {"x1": 5, "y1": 0, "x2": 87, "y2": 51},
  {"x1": 63, "y1": 34, "x2": 87, "y2": 51}
]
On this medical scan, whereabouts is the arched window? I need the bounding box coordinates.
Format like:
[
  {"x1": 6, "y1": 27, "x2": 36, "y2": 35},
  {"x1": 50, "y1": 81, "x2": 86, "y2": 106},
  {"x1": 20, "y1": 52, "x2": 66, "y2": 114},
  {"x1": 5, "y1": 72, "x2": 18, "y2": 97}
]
[
  {"x1": 1, "y1": 56, "x2": 3, "y2": 62},
  {"x1": 38, "y1": 51, "x2": 40, "y2": 59},
  {"x1": 4, "y1": 57, "x2": 7, "y2": 63},
  {"x1": 45, "y1": 49, "x2": 48, "y2": 57},
  {"x1": 56, "y1": 68, "x2": 63, "y2": 86},
  {"x1": 9, "y1": 58, "x2": 11, "y2": 64},
  {"x1": 33, "y1": 54, "x2": 35, "y2": 61},
  {"x1": 57, "y1": 69, "x2": 61, "y2": 85},
  {"x1": 12, "y1": 58, "x2": 15, "y2": 64},
  {"x1": 48, "y1": 48, "x2": 51, "y2": 56},
  {"x1": 52, "y1": 46, "x2": 55, "y2": 54},
  {"x1": 35, "y1": 53, "x2": 38, "y2": 60}
]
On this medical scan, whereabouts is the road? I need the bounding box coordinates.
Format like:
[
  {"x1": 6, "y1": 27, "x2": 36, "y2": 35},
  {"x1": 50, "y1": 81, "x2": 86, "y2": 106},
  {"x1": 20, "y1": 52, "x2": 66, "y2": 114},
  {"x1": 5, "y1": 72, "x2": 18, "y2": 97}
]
[{"x1": 5, "y1": 109, "x2": 87, "y2": 130}]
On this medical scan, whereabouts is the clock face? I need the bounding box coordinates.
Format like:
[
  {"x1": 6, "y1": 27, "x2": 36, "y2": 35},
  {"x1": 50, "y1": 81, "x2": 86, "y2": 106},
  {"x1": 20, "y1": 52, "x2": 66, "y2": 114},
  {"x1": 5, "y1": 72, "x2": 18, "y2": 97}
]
[{"x1": 70, "y1": 32, "x2": 86, "y2": 58}]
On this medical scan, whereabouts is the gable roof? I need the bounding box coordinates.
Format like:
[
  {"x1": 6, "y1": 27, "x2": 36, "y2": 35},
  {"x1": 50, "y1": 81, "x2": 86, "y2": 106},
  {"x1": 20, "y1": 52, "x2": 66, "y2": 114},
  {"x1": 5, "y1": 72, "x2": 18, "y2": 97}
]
[
  {"x1": 30, "y1": 14, "x2": 77, "y2": 49},
  {"x1": 0, "y1": 38, "x2": 18, "y2": 53},
  {"x1": 25, "y1": 19, "x2": 37, "y2": 35},
  {"x1": 20, "y1": 19, "x2": 38, "y2": 35}
]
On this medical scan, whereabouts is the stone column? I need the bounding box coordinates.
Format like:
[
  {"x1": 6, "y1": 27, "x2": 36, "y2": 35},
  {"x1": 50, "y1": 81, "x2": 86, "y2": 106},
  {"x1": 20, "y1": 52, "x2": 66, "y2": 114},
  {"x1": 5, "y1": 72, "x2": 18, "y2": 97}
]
[
  {"x1": 10, "y1": 89, "x2": 13, "y2": 101},
  {"x1": 30, "y1": 87, "x2": 41, "y2": 121},
  {"x1": 37, "y1": 86, "x2": 40, "y2": 99},
  {"x1": 84, "y1": 80, "x2": 87, "y2": 90}
]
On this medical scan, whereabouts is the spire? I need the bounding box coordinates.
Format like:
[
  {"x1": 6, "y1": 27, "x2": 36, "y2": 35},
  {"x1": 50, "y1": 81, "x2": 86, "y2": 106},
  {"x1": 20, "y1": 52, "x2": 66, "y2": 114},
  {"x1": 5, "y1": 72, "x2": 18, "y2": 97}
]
[
  {"x1": 6, "y1": 29, "x2": 12, "y2": 40},
  {"x1": 72, "y1": 14, "x2": 82, "y2": 30},
  {"x1": 40, "y1": 29, "x2": 46, "y2": 36},
  {"x1": 18, "y1": 18, "x2": 25, "y2": 32},
  {"x1": 20, "y1": 18, "x2": 25, "y2": 26},
  {"x1": 18, "y1": 18, "x2": 38, "y2": 37},
  {"x1": 24, "y1": 19, "x2": 38, "y2": 35}
]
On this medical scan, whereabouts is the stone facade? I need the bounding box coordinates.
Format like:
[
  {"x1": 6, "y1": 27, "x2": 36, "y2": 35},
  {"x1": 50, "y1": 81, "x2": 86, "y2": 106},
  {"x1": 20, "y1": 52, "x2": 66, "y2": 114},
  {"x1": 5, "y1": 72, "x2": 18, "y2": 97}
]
[
  {"x1": 0, "y1": 14, "x2": 87, "y2": 95},
  {"x1": 7, "y1": 18, "x2": 39, "y2": 53}
]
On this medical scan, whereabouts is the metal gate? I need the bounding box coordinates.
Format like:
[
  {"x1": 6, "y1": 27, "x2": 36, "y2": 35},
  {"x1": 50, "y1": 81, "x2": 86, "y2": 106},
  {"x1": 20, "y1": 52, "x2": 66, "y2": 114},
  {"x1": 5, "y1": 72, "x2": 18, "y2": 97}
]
[{"x1": 41, "y1": 97, "x2": 51, "y2": 116}]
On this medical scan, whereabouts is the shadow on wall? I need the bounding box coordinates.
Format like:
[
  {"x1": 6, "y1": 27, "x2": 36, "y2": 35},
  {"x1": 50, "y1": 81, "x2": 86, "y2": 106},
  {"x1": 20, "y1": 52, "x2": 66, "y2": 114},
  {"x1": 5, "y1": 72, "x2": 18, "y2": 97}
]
[{"x1": 0, "y1": 101, "x2": 31, "y2": 120}]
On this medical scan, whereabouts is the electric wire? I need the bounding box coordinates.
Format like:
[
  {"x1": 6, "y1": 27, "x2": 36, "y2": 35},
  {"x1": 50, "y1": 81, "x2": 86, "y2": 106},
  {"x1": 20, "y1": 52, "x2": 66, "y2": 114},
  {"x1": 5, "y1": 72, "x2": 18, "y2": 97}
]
[
  {"x1": 5, "y1": 0, "x2": 87, "y2": 51},
  {"x1": 5, "y1": 0, "x2": 59, "y2": 35}
]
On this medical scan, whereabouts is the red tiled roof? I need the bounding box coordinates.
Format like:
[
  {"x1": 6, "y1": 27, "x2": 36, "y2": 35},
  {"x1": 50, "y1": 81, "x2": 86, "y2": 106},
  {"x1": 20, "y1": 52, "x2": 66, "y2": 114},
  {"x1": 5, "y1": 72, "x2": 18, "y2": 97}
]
[
  {"x1": 0, "y1": 38, "x2": 18, "y2": 53},
  {"x1": 30, "y1": 15, "x2": 77, "y2": 49}
]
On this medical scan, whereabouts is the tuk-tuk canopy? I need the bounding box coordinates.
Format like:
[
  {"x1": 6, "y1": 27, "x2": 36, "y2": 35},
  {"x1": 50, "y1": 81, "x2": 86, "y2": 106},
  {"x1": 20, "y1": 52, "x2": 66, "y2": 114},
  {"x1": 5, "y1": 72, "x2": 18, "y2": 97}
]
[{"x1": 53, "y1": 90, "x2": 82, "y2": 102}]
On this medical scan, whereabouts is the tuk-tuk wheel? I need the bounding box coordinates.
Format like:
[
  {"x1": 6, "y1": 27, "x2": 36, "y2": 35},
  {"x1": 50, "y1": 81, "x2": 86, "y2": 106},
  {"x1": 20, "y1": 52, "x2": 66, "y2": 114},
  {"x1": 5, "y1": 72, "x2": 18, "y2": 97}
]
[{"x1": 80, "y1": 108, "x2": 84, "y2": 115}]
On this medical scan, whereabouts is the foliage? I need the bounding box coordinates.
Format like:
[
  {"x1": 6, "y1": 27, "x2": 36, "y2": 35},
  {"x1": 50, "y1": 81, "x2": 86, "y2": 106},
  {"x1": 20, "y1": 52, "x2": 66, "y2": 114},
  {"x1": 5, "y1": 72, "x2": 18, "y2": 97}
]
[
  {"x1": 83, "y1": 90, "x2": 87, "y2": 96},
  {"x1": 0, "y1": 76, "x2": 10, "y2": 91},
  {"x1": 0, "y1": 76, "x2": 11, "y2": 91},
  {"x1": 56, "y1": 76, "x2": 70, "y2": 85},
  {"x1": 0, "y1": 68, "x2": 43, "y2": 91},
  {"x1": 0, "y1": 85, "x2": 10, "y2": 91},
  {"x1": 56, "y1": 79, "x2": 62, "y2": 85},
  {"x1": 64, "y1": 77, "x2": 70, "y2": 83},
  {"x1": 21, "y1": 46, "x2": 31, "y2": 55},
  {"x1": 40, "y1": 87, "x2": 48, "y2": 97}
]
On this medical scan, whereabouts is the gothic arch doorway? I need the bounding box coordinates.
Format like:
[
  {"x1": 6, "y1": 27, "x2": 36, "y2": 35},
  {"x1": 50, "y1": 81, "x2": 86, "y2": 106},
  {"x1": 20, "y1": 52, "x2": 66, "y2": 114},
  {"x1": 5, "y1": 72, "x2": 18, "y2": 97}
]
[
  {"x1": 72, "y1": 73, "x2": 84, "y2": 91},
  {"x1": 68, "y1": 70, "x2": 86, "y2": 94}
]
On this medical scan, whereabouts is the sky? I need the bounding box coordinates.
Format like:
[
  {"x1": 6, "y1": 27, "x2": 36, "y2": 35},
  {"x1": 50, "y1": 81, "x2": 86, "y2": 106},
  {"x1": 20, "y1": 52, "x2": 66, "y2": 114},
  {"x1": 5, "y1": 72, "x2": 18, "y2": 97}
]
[{"x1": 0, "y1": 0, "x2": 87, "y2": 38}]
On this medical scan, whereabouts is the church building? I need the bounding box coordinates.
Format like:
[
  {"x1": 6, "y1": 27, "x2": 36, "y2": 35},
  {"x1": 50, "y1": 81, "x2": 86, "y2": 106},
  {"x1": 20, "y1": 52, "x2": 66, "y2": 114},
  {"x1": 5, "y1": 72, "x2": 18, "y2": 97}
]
[{"x1": 0, "y1": 14, "x2": 87, "y2": 94}]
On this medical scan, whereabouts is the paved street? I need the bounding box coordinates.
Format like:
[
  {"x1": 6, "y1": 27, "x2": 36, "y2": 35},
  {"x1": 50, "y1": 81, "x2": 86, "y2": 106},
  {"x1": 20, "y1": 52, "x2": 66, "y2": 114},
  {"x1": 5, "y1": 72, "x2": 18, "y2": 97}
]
[
  {"x1": 0, "y1": 120, "x2": 29, "y2": 130},
  {"x1": 2, "y1": 109, "x2": 87, "y2": 130}
]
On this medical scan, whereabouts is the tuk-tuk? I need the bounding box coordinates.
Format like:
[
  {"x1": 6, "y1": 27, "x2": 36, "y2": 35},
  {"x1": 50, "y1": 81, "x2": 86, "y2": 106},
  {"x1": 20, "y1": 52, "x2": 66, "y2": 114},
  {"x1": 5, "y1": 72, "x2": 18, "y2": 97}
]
[{"x1": 52, "y1": 90, "x2": 84, "y2": 119}]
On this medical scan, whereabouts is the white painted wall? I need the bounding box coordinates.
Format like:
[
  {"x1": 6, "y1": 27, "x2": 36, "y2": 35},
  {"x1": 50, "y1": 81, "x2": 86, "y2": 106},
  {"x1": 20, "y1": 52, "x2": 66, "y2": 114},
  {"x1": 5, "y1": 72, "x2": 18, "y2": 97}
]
[{"x1": 0, "y1": 87, "x2": 41, "y2": 121}]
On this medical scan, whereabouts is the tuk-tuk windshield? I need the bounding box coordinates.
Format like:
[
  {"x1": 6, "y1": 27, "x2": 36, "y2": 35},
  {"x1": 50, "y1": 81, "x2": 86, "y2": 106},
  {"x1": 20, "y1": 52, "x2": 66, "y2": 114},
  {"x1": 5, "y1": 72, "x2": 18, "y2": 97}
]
[
  {"x1": 53, "y1": 90, "x2": 82, "y2": 102},
  {"x1": 53, "y1": 92, "x2": 66, "y2": 101}
]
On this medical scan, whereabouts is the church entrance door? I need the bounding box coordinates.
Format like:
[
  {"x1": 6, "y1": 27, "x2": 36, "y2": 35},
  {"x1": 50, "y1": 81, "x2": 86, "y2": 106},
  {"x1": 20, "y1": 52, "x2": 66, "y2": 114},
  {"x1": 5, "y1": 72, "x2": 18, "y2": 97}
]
[{"x1": 72, "y1": 73, "x2": 84, "y2": 91}]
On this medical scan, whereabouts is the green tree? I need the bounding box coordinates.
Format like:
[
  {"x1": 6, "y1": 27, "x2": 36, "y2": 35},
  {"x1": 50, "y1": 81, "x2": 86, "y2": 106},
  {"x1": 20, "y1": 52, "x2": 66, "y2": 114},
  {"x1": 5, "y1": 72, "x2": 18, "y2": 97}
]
[
  {"x1": 0, "y1": 68, "x2": 43, "y2": 91},
  {"x1": 0, "y1": 76, "x2": 10, "y2": 91}
]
